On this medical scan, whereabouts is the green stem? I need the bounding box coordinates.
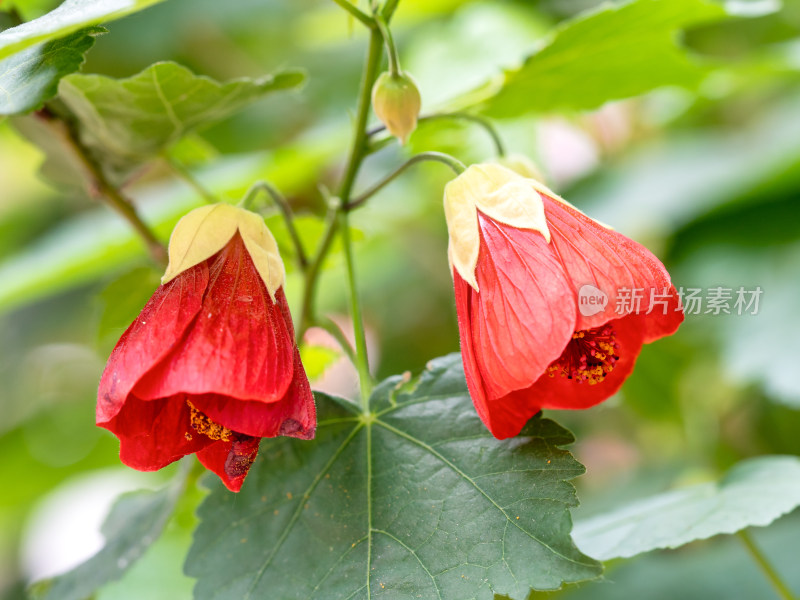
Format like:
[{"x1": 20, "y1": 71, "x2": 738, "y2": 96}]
[
  {"x1": 329, "y1": 0, "x2": 374, "y2": 27},
  {"x1": 368, "y1": 111, "x2": 506, "y2": 156},
  {"x1": 297, "y1": 27, "x2": 384, "y2": 402},
  {"x1": 316, "y1": 316, "x2": 358, "y2": 367},
  {"x1": 48, "y1": 111, "x2": 167, "y2": 266},
  {"x1": 738, "y1": 530, "x2": 797, "y2": 600},
  {"x1": 339, "y1": 30, "x2": 384, "y2": 203},
  {"x1": 163, "y1": 155, "x2": 218, "y2": 204},
  {"x1": 339, "y1": 209, "x2": 373, "y2": 406},
  {"x1": 346, "y1": 151, "x2": 465, "y2": 210},
  {"x1": 241, "y1": 181, "x2": 309, "y2": 269},
  {"x1": 334, "y1": 29, "x2": 384, "y2": 408},
  {"x1": 381, "y1": 0, "x2": 401, "y2": 19},
  {"x1": 375, "y1": 15, "x2": 400, "y2": 76},
  {"x1": 299, "y1": 202, "x2": 339, "y2": 339}
]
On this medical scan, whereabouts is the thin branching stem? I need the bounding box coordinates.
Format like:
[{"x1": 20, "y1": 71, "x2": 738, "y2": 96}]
[
  {"x1": 43, "y1": 110, "x2": 167, "y2": 266},
  {"x1": 368, "y1": 111, "x2": 506, "y2": 156},
  {"x1": 163, "y1": 154, "x2": 218, "y2": 204},
  {"x1": 738, "y1": 530, "x2": 798, "y2": 600},
  {"x1": 328, "y1": 0, "x2": 374, "y2": 27},
  {"x1": 346, "y1": 151, "x2": 465, "y2": 210},
  {"x1": 241, "y1": 181, "x2": 309, "y2": 269}
]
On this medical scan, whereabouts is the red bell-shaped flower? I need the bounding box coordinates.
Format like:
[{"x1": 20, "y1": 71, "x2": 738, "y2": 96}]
[
  {"x1": 97, "y1": 204, "x2": 315, "y2": 491},
  {"x1": 445, "y1": 164, "x2": 683, "y2": 439}
]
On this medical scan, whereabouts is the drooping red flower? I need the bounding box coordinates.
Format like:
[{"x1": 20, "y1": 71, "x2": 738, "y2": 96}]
[
  {"x1": 445, "y1": 164, "x2": 683, "y2": 439},
  {"x1": 97, "y1": 204, "x2": 315, "y2": 491}
]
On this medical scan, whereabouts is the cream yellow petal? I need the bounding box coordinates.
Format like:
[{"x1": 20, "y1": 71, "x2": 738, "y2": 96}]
[
  {"x1": 161, "y1": 204, "x2": 285, "y2": 301},
  {"x1": 444, "y1": 173, "x2": 481, "y2": 291},
  {"x1": 477, "y1": 179, "x2": 550, "y2": 243},
  {"x1": 162, "y1": 204, "x2": 240, "y2": 285},
  {"x1": 238, "y1": 209, "x2": 285, "y2": 302},
  {"x1": 443, "y1": 164, "x2": 550, "y2": 292}
]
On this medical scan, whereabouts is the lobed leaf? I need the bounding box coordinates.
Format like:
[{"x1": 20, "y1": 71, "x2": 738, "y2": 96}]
[
  {"x1": 0, "y1": 0, "x2": 164, "y2": 60},
  {"x1": 572, "y1": 455, "x2": 800, "y2": 560},
  {"x1": 187, "y1": 354, "x2": 601, "y2": 600},
  {"x1": 57, "y1": 61, "x2": 305, "y2": 167},
  {"x1": 0, "y1": 26, "x2": 101, "y2": 116}
]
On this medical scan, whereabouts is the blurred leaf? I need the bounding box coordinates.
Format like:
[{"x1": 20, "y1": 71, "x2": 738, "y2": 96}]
[
  {"x1": 466, "y1": 0, "x2": 730, "y2": 117},
  {"x1": 557, "y1": 511, "x2": 800, "y2": 600},
  {"x1": 571, "y1": 93, "x2": 800, "y2": 239},
  {"x1": 165, "y1": 133, "x2": 219, "y2": 166},
  {"x1": 0, "y1": 193, "x2": 187, "y2": 316},
  {"x1": 58, "y1": 62, "x2": 305, "y2": 170},
  {"x1": 29, "y1": 463, "x2": 189, "y2": 600},
  {"x1": 0, "y1": 26, "x2": 102, "y2": 116},
  {"x1": 1, "y1": 0, "x2": 62, "y2": 22},
  {"x1": 674, "y1": 243, "x2": 800, "y2": 409},
  {"x1": 572, "y1": 455, "x2": 800, "y2": 560},
  {"x1": 96, "y1": 265, "x2": 161, "y2": 353},
  {"x1": 187, "y1": 355, "x2": 601, "y2": 599},
  {"x1": 96, "y1": 525, "x2": 194, "y2": 600},
  {"x1": 9, "y1": 112, "x2": 88, "y2": 190},
  {"x1": 298, "y1": 344, "x2": 339, "y2": 381},
  {"x1": 620, "y1": 335, "x2": 694, "y2": 421},
  {"x1": 0, "y1": 0, "x2": 165, "y2": 60}
]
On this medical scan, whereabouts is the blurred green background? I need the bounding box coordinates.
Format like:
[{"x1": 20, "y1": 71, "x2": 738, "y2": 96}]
[{"x1": 1, "y1": 0, "x2": 799, "y2": 598}]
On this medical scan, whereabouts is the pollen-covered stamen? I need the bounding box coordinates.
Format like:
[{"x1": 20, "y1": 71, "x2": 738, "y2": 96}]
[
  {"x1": 547, "y1": 324, "x2": 619, "y2": 385},
  {"x1": 187, "y1": 400, "x2": 232, "y2": 442}
]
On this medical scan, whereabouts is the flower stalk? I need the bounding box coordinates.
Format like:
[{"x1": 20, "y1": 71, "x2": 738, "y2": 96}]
[
  {"x1": 346, "y1": 151, "x2": 466, "y2": 210},
  {"x1": 334, "y1": 28, "x2": 385, "y2": 406},
  {"x1": 163, "y1": 154, "x2": 218, "y2": 205},
  {"x1": 240, "y1": 181, "x2": 309, "y2": 269},
  {"x1": 368, "y1": 111, "x2": 507, "y2": 157},
  {"x1": 375, "y1": 15, "x2": 400, "y2": 77}
]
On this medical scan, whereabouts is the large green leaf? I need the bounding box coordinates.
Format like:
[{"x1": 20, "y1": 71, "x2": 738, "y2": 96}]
[
  {"x1": 29, "y1": 463, "x2": 189, "y2": 600},
  {"x1": 0, "y1": 26, "x2": 101, "y2": 116},
  {"x1": 465, "y1": 0, "x2": 730, "y2": 117},
  {"x1": 0, "y1": 0, "x2": 164, "y2": 60},
  {"x1": 187, "y1": 355, "x2": 601, "y2": 599},
  {"x1": 57, "y1": 62, "x2": 305, "y2": 167},
  {"x1": 572, "y1": 455, "x2": 800, "y2": 560}
]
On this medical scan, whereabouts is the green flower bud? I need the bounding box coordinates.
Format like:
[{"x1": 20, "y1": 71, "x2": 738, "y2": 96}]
[{"x1": 371, "y1": 71, "x2": 421, "y2": 145}]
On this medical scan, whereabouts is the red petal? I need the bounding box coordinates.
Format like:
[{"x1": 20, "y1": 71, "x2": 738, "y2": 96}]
[
  {"x1": 196, "y1": 435, "x2": 261, "y2": 492},
  {"x1": 133, "y1": 234, "x2": 295, "y2": 404},
  {"x1": 102, "y1": 395, "x2": 213, "y2": 470},
  {"x1": 485, "y1": 314, "x2": 647, "y2": 439},
  {"x1": 529, "y1": 313, "x2": 645, "y2": 410},
  {"x1": 97, "y1": 266, "x2": 208, "y2": 425},
  {"x1": 543, "y1": 196, "x2": 683, "y2": 337},
  {"x1": 469, "y1": 213, "x2": 576, "y2": 400},
  {"x1": 188, "y1": 348, "x2": 316, "y2": 439},
  {"x1": 454, "y1": 269, "x2": 541, "y2": 438}
]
